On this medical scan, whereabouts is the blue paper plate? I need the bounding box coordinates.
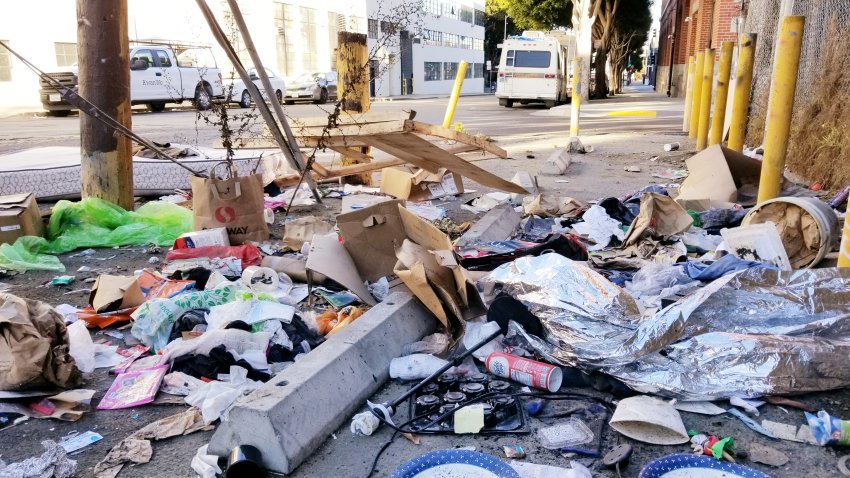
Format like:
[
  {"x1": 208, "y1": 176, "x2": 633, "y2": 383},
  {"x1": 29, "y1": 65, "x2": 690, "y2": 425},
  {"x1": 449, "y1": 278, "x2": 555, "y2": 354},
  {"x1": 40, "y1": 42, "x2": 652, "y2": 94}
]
[
  {"x1": 390, "y1": 450, "x2": 521, "y2": 478},
  {"x1": 640, "y1": 454, "x2": 772, "y2": 478}
]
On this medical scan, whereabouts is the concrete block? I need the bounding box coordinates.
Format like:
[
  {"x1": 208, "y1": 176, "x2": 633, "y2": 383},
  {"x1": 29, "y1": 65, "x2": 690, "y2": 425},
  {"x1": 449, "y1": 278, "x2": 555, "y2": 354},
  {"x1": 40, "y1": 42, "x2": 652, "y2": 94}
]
[
  {"x1": 208, "y1": 291, "x2": 436, "y2": 474},
  {"x1": 456, "y1": 204, "x2": 522, "y2": 247},
  {"x1": 539, "y1": 148, "x2": 572, "y2": 175},
  {"x1": 510, "y1": 171, "x2": 539, "y2": 204}
]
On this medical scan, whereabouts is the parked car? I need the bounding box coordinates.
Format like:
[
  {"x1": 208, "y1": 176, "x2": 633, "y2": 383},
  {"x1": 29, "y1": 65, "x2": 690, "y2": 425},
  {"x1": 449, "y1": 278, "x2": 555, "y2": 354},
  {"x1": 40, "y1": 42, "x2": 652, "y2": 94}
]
[
  {"x1": 224, "y1": 68, "x2": 286, "y2": 108},
  {"x1": 39, "y1": 43, "x2": 224, "y2": 115},
  {"x1": 283, "y1": 71, "x2": 337, "y2": 104}
]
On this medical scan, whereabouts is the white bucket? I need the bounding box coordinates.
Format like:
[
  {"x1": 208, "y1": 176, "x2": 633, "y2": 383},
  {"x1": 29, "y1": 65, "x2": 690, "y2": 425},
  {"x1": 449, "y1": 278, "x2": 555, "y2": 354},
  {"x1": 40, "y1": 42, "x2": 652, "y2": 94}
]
[{"x1": 742, "y1": 197, "x2": 839, "y2": 268}]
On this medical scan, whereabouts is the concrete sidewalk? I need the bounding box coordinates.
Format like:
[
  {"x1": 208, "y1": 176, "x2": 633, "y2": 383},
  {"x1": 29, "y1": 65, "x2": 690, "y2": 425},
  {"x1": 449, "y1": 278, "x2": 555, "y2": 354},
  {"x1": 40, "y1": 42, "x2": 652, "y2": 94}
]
[{"x1": 371, "y1": 91, "x2": 492, "y2": 102}]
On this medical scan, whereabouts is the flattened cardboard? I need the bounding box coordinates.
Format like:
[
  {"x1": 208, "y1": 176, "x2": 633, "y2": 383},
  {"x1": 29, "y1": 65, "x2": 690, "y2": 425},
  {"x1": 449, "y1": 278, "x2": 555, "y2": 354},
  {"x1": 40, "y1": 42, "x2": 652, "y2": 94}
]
[
  {"x1": 306, "y1": 233, "x2": 376, "y2": 306},
  {"x1": 283, "y1": 217, "x2": 333, "y2": 250},
  {"x1": 337, "y1": 199, "x2": 406, "y2": 281},
  {"x1": 676, "y1": 145, "x2": 762, "y2": 211},
  {"x1": 380, "y1": 167, "x2": 464, "y2": 201},
  {"x1": 340, "y1": 194, "x2": 393, "y2": 214},
  {"x1": 0, "y1": 193, "x2": 45, "y2": 245},
  {"x1": 89, "y1": 275, "x2": 145, "y2": 313}
]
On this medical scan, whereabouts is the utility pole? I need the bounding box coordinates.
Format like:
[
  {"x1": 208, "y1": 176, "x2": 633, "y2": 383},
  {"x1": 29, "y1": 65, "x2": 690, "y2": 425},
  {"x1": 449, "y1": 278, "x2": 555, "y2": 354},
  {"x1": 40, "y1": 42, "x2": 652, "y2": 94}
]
[
  {"x1": 77, "y1": 0, "x2": 134, "y2": 210},
  {"x1": 337, "y1": 32, "x2": 372, "y2": 185}
]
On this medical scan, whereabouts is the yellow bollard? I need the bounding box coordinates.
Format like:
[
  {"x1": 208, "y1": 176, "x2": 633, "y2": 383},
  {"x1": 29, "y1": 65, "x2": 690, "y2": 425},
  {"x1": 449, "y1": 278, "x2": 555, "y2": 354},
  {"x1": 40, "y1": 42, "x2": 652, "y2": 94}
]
[
  {"x1": 709, "y1": 41, "x2": 735, "y2": 146},
  {"x1": 689, "y1": 52, "x2": 705, "y2": 138},
  {"x1": 442, "y1": 61, "x2": 468, "y2": 129},
  {"x1": 696, "y1": 48, "x2": 716, "y2": 150},
  {"x1": 839, "y1": 213, "x2": 850, "y2": 267},
  {"x1": 728, "y1": 33, "x2": 757, "y2": 152},
  {"x1": 682, "y1": 56, "x2": 695, "y2": 132},
  {"x1": 570, "y1": 60, "x2": 582, "y2": 137},
  {"x1": 757, "y1": 16, "x2": 805, "y2": 204}
]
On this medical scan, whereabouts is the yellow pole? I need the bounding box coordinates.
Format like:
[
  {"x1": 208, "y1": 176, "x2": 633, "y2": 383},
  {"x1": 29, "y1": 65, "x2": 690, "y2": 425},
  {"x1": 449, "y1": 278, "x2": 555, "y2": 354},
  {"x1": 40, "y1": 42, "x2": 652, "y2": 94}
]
[
  {"x1": 682, "y1": 56, "x2": 695, "y2": 132},
  {"x1": 757, "y1": 16, "x2": 804, "y2": 204},
  {"x1": 727, "y1": 33, "x2": 757, "y2": 152},
  {"x1": 442, "y1": 61, "x2": 468, "y2": 129},
  {"x1": 839, "y1": 213, "x2": 850, "y2": 267},
  {"x1": 696, "y1": 48, "x2": 715, "y2": 150},
  {"x1": 570, "y1": 59, "x2": 582, "y2": 137},
  {"x1": 709, "y1": 41, "x2": 734, "y2": 146},
  {"x1": 689, "y1": 52, "x2": 705, "y2": 138}
]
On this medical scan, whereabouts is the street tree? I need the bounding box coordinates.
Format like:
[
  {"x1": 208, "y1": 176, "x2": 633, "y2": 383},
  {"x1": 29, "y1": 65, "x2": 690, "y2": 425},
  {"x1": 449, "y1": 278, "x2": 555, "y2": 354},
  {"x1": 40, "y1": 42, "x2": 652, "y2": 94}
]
[{"x1": 490, "y1": 0, "x2": 572, "y2": 30}]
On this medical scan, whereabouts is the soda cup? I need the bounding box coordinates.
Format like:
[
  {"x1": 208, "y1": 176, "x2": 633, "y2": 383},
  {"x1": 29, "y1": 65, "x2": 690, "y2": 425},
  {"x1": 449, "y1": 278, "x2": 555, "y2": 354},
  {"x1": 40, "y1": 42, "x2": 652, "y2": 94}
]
[{"x1": 485, "y1": 352, "x2": 563, "y2": 392}]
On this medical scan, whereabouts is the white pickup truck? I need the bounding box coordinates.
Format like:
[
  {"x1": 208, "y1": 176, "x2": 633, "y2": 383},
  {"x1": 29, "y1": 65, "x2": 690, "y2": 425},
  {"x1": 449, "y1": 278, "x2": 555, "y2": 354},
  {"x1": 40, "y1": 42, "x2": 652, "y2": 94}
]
[{"x1": 40, "y1": 44, "x2": 225, "y2": 115}]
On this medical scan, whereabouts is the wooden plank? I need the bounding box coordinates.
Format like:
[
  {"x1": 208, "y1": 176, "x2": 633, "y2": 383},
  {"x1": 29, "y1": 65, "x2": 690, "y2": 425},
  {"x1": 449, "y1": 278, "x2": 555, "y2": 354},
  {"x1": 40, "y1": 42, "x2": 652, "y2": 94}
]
[
  {"x1": 272, "y1": 158, "x2": 406, "y2": 187},
  {"x1": 299, "y1": 137, "x2": 370, "y2": 148},
  {"x1": 367, "y1": 133, "x2": 527, "y2": 194},
  {"x1": 291, "y1": 120, "x2": 406, "y2": 138},
  {"x1": 327, "y1": 145, "x2": 374, "y2": 163},
  {"x1": 359, "y1": 135, "x2": 444, "y2": 174},
  {"x1": 405, "y1": 120, "x2": 508, "y2": 159},
  {"x1": 278, "y1": 111, "x2": 407, "y2": 128}
]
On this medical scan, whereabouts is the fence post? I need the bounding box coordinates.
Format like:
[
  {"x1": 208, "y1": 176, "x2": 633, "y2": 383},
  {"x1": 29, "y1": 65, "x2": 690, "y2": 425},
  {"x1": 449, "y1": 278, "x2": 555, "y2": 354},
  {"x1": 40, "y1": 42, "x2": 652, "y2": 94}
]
[
  {"x1": 696, "y1": 48, "x2": 716, "y2": 150},
  {"x1": 757, "y1": 16, "x2": 805, "y2": 203},
  {"x1": 688, "y1": 51, "x2": 705, "y2": 138},
  {"x1": 727, "y1": 33, "x2": 757, "y2": 152},
  {"x1": 682, "y1": 56, "x2": 695, "y2": 133},
  {"x1": 442, "y1": 61, "x2": 468, "y2": 129},
  {"x1": 709, "y1": 41, "x2": 735, "y2": 146}
]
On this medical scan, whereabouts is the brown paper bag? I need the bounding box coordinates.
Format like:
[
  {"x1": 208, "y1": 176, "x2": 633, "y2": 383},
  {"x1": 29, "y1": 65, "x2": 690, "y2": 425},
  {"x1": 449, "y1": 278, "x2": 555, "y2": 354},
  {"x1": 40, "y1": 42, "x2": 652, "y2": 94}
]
[{"x1": 191, "y1": 166, "x2": 269, "y2": 245}]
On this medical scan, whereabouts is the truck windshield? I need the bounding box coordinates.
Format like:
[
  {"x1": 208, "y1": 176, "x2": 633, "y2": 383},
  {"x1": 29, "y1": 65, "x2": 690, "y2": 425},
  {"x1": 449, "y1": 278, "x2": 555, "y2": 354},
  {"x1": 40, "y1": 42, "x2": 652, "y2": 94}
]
[{"x1": 509, "y1": 50, "x2": 552, "y2": 68}]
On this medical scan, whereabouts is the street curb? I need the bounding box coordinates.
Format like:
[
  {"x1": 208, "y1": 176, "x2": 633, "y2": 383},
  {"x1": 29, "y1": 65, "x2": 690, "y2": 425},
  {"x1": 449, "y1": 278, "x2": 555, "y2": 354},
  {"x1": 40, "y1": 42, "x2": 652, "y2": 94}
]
[
  {"x1": 207, "y1": 290, "x2": 436, "y2": 474},
  {"x1": 371, "y1": 92, "x2": 492, "y2": 102}
]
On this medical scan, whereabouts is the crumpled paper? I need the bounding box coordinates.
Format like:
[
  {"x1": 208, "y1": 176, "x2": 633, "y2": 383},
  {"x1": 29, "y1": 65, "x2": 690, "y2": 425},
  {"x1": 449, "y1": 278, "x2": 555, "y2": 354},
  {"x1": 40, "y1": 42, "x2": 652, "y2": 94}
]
[
  {"x1": 523, "y1": 195, "x2": 584, "y2": 218},
  {"x1": 481, "y1": 254, "x2": 850, "y2": 400},
  {"x1": 0, "y1": 440, "x2": 76, "y2": 478},
  {"x1": 94, "y1": 408, "x2": 212, "y2": 478},
  {"x1": 572, "y1": 205, "x2": 626, "y2": 251},
  {"x1": 622, "y1": 192, "x2": 693, "y2": 246}
]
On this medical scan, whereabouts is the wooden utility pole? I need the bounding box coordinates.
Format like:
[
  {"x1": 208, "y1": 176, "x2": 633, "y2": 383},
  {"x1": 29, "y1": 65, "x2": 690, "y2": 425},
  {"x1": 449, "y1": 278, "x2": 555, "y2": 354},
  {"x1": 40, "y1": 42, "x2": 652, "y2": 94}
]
[
  {"x1": 77, "y1": 0, "x2": 134, "y2": 209},
  {"x1": 337, "y1": 32, "x2": 372, "y2": 185}
]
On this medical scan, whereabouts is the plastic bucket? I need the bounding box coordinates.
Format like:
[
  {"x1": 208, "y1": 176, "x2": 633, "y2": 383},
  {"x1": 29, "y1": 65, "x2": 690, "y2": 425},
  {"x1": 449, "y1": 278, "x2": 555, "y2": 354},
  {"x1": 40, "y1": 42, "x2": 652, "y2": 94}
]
[{"x1": 742, "y1": 197, "x2": 838, "y2": 268}]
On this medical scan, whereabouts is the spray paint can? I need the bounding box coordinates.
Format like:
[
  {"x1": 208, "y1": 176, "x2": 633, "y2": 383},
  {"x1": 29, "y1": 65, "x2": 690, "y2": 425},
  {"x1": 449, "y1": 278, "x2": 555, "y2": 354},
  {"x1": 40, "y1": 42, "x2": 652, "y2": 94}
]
[{"x1": 485, "y1": 352, "x2": 563, "y2": 392}]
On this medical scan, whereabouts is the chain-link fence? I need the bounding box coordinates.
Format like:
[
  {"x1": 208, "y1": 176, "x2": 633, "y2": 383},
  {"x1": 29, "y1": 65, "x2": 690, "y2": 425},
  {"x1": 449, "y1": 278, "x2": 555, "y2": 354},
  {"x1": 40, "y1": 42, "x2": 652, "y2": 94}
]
[{"x1": 743, "y1": 0, "x2": 850, "y2": 187}]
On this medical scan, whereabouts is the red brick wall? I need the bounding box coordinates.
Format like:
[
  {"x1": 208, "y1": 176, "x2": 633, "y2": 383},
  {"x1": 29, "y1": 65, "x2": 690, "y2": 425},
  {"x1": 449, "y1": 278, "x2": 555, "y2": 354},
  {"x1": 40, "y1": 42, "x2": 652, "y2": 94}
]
[
  {"x1": 711, "y1": 0, "x2": 742, "y2": 48},
  {"x1": 694, "y1": 0, "x2": 714, "y2": 53}
]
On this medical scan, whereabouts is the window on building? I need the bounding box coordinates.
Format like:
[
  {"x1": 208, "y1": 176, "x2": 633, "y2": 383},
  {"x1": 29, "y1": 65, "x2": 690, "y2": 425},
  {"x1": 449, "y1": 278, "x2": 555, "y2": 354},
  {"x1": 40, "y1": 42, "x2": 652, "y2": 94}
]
[
  {"x1": 444, "y1": 61, "x2": 458, "y2": 80},
  {"x1": 424, "y1": 0, "x2": 440, "y2": 16},
  {"x1": 474, "y1": 9, "x2": 485, "y2": 27},
  {"x1": 380, "y1": 20, "x2": 397, "y2": 35},
  {"x1": 329, "y1": 12, "x2": 344, "y2": 68},
  {"x1": 441, "y1": 1, "x2": 457, "y2": 19},
  {"x1": 300, "y1": 7, "x2": 318, "y2": 72},
  {"x1": 460, "y1": 5, "x2": 473, "y2": 23},
  {"x1": 0, "y1": 41, "x2": 11, "y2": 81},
  {"x1": 274, "y1": 3, "x2": 297, "y2": 76},
  {"x1": 445, "y1": 33, "x2": 458, "y2": 48},
  {"x1": 473, "y1": 63, "x2": 484, "y2": 78},
  {"x1": 424, "y1": 61, "x2": 442, "y2": 81},
  {"x1": 349, "y1": 16, "x2": 367, "y2": 35},
  {"x1": 473, "y1": 38, "x2": 484, "y2": 51},
  {"x1": 54, "y1": 42, "x2": 77, "y2": 67},
  {"x1": 464, "y1": 64, "x2": 472, "y2": 78},
  {"x1": 461, "y1": 36, "x2": 473, "y2": 49},
  {"x1": 368, "y1": 19, "x2": 378, "y2": 39}
]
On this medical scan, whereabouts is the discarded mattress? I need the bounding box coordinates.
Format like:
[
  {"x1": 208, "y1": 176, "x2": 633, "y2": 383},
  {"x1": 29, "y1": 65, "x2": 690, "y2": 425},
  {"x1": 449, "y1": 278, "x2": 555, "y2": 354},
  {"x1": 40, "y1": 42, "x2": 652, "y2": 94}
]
[
  {"x1": 480, "y1": 254, "x2": 850, "y2": 400},
  {"x1": 0, "y1": 146, "x2": 285, "y2": 200}
]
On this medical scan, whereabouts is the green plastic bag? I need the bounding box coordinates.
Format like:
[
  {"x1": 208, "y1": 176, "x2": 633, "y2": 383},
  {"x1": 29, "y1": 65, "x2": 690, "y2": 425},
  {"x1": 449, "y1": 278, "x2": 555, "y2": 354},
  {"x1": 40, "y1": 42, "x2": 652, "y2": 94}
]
[{"x1": 0, "y1": 198, "x2": 193, "y2": 272}]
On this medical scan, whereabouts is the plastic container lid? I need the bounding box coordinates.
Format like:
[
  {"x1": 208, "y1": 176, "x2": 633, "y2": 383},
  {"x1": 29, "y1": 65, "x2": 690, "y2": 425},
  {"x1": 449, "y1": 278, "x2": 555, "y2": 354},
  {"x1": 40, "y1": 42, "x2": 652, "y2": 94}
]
[{"x1": 536, "y1": 418, "x2": 594, "y2": 450}]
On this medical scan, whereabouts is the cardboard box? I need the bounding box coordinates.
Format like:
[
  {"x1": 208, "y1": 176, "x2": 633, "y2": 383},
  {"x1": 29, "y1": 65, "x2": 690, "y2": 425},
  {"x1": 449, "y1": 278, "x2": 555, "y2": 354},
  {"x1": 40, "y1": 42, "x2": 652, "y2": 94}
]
[
  {"x1": 173, "y1": 228, "x2": 230, "y2": 249},
  {"x1": 380, "y1": 167, "x2": 464, "y2": 201},
  {"x1": 337, "y1": 199, "x2": 406, "y2": 281},
  {"x1": 89, "y1": 275, "x2": 145, "y2": 313},
  {"x1": 0, "y1": 193, "x2": 45, "y2": 245},
  {"x1": 675, "y1": 145, "x2": 762, "y2": 212}
]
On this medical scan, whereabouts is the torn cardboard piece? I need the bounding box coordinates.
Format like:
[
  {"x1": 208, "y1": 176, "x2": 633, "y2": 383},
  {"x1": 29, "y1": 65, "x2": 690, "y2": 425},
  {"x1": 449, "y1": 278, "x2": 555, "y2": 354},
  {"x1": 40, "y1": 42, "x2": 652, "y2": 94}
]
[
  {"x1": 675, "y1": 145, "x2": 762, "y2": 211},
  {"x1": 340, "y1": 194, "x2": 393, "y2": 214},
  {"x1": 0, "y1": 389, "x2": 96, "y2": 421},
  {"x1": 306, "y1": 233, "x2": 376, "y2": 306},
  {"x1": 89, "y1": 275, "x2": 145, "y2": 314},
  {"x1": 337, "y1": 199, "x2": 406, "y2": 282},
  {"x1": 523, "y1": 195, "x2": 584, "y2": 218},
  {"x1": 623, "y1": 193, "x2": 693, "y2": 247},
  {"x1": 283, "y1": 216, "x2": 333, "y2": 250},
  {"x1": 0, "y1": 193, "x2": 45, "y2": 245},
  {"x1": 381, "y1": 167, "x2": 464, "y2": 201}
]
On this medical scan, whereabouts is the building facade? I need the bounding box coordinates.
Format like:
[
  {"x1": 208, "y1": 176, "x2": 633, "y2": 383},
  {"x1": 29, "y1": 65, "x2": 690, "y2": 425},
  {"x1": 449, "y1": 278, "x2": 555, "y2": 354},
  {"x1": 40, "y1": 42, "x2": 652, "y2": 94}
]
[{"x1": 656, "y1": 0, "x2": 743, "y2": 97}]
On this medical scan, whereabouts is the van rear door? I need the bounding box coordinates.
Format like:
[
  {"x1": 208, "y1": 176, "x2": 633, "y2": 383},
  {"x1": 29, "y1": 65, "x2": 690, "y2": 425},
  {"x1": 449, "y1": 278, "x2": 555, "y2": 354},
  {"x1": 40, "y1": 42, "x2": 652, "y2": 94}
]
[{"x1": 500, "y1": 47, "x2": 557, "y2": 99}]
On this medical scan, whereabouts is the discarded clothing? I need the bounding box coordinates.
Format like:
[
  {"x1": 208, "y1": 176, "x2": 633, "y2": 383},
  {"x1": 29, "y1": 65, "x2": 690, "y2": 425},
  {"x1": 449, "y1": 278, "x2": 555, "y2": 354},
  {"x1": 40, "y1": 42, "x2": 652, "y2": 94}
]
[
  {"x1": 0, "y1": 440, "x2": 76, "y2": 478},
  {"x1": 482, "y1": 254, "x2": 850, "y2": 400},
  {"x1": 459, "y1": 235, "x2": 587, "y2": 271},
  {"x1": 172, "y1": 344, "x2": 270, "y2": 382},
  {"x1": 700, "y1": 207, "x2": 748, "y2": 235},
  {"x1": 167, "y1": 309, "x2": 209, "y2": 343},
  {"x1": 681, "y1": 254, "x2": 776, "y2": 281},
  {"x1": 0, "y1": 293, "x2": 81, "y2": 391},
  {"x1": 518, "y1": 217, "x2": 560, "y2": 242},
  {"x1": 598, "y1": 197, "x2": 636, "y2": 225},
  {"x1": 158, "y1": 328, "x2": 271, "y2": 366}
]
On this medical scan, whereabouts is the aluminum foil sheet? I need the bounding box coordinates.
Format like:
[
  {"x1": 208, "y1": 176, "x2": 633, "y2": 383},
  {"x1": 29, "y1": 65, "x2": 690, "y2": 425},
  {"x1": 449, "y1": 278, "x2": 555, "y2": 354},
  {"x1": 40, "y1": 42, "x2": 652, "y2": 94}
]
[{"x1": 480, "y1": 254, "x2": 850, "y2": 400}]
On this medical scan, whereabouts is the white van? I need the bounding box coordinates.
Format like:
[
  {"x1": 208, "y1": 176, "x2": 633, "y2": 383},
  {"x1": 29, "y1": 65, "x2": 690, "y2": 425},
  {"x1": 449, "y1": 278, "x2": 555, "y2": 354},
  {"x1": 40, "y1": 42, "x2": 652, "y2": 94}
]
[{"x1": 495, "y1": 30, "x2": 575, "y2": 109}]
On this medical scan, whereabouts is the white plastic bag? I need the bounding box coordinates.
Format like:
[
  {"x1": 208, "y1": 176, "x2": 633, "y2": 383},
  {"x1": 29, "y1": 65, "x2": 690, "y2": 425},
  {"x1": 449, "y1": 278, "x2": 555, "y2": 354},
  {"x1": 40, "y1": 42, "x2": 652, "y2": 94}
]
[
  {"x1": 67, "y1": 321, "x2": 95, "y2": 374},
  {"x1": 463, "y1": 321, "x2": 504, "y2": 362},
  {"x1": 190, "y1": 445, "x2": 221, "y2": 478},
  {"x1": 389, "y1": 354, "x2": 449, "y2": 380}
]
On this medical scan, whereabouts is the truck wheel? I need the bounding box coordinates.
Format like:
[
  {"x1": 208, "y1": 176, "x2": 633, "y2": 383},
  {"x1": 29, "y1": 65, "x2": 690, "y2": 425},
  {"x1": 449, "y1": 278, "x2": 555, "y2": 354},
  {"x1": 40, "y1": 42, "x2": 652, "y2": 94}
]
[
  {"x1": 148, "y1": 102, "x2": 166, "y2": 112},
  {"x1": 499, "y1": 98, "x2": 513, "y2": 108},
  {"x1": 194, "y1": 85, "x2": 212, "y2": 111},
  {"x1": 315, "y1": 88, "x2": 329, "y2": 104},
  {"x1": 239, "y1": 90, "x2": 251, "y2": 108},
  {"x1": 276, "y1": 90, "x2": 283, "y2": 105},
  {"x1": 544, "y1": 100, "x2": 557, "y2": 109},
  {"x1": 47, "y1": 110, "x2": 70, "y2": 117}
]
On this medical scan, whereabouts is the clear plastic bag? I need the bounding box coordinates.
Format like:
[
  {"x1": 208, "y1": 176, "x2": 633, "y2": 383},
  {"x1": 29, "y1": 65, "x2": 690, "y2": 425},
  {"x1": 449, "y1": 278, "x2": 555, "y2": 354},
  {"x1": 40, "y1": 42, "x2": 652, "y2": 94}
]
[{"x1": 67, "y1": 321, "x2": 95, "y2": 374}]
